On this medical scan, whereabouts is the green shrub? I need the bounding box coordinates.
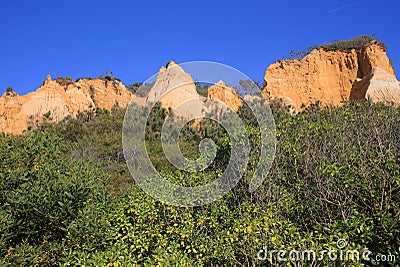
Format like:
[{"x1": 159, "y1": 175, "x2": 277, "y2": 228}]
[
  {"x1": 5, "y1": 98, "x2": 399, "y2": 265},
  {"x1": 194, "y1": 80, "x2": 210, "y2": 97},
  {"x1": 267, "y1": 101, "x2": 400, "y2": 258},
  {"x1": 288, "y1": 35, "x2": 388, "y2": 59},
  {"x1": 0, "y1": 132, "x2": 108, "y2": 265},
  {"x1": 321, "y1": 35, "x2": 387, "y2": 52},
  {"x1": 55, "y1": 76, "x2": 73, "y2": 87},
  {"x1": 127, "y1": 82, "x2": 143, "y2": 94}
]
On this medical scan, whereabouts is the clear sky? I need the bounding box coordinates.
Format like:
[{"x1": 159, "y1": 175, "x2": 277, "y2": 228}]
[{"x1": 1, "y1": 0, "x2": 399, "y2": 95}]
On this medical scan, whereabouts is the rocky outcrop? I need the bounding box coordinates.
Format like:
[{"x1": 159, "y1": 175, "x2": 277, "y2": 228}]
[
  {"x1": 137, "y1": 61, "x2": 243, "y2": 117},
  {"x1": 353, "y1": 68, "x2": 400, "y2": 105},
  {"x1": 146, "y1": 61, "x2": 204, "y2": 118},
  {"x1": 0, "y1": 75, "x2": 132, "y2": 134},
  {"x1": 207, "y1": 81, "x2": 243, "y2": 112},
  {"x1": 262, "y1": 42, "x2": 399, "y2": 111}
]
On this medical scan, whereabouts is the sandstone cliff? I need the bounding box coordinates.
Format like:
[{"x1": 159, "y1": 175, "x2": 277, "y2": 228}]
[
  {"x1": 207, "y1": 81, "x2": 243, "y2": 112},
  {"x1": 0, "y1": 75, "x2": 132, "y2": 134},
  {"x1": 136, "y1": 61, "x2": 243, "y2": 117},
  {"x1": 352, "y1": 68, "x2": 400, "y2": 105},
  {"x1": 146, "y1": 61, "x2": 204, "y2": 118},
  {"x1": 262, "y1": 42, "x2": 400, "y2": 111}
]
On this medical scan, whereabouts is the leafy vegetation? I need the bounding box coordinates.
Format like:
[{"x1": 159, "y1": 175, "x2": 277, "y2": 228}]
[
  {"x1": 127, "y1": 82, "x2": 143, "y2": 94},
  {"x1": 0, "y1": 100, "x2": 399, "y2": 265},
  {"x1": 0, "y1": 132, "x2": 108, "y2": 265},
  {"x1": 128, "y1": 82, "x2": 154, "y2": 97},
  {"x1": 321, "y1": 35, "x2": 387, "y2": 52},
  {"x1": 55, "y1": 76, "x2": 74, "y2": 87},
  {"x1": 194, "y1": 80, "x2": 210, "y2": 97},
  {"x1": 288, "y1": 35, "x2": 387, "y2": 59}
]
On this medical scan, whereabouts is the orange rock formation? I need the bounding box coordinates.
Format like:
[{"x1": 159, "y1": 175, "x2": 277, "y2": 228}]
[
  {"x1": 0, "y1": 75, "x2": 132, "y2": 134},
  {"x1": 136, "y1": 62, "x2": 243, "y2": 116},
  {"x1": 262, "y1": 42, "x2": 400, "y2": 111},
  {"x1": 207, "y1": 81, "x2": 243, "y2": 112}
]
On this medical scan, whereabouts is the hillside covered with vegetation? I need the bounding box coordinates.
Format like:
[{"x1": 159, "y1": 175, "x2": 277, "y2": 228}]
[{"x1": 0, "y1": 100, "x2": 399, "y2": 266}]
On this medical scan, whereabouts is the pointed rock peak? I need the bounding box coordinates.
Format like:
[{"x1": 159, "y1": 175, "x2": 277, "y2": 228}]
[
  {"x1": 156, "y1": 61, "x2": 185, "y2": 77},
  {"x1": 156, "y1": 61, "x2": 189, "y2": 79},
  {"x1": 166, "y1": 60, "x2": 177, "y2": 69},
  {"x1": 146, "y1": 60, "x2": 203, "y2": 117},
  {"x1": 44, "y1": 74, "x2": 52, "y2": 85}
]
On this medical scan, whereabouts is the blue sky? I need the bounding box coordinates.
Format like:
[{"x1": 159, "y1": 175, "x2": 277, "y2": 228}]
[{"x1": 1, "y1": 0, "x2": 399, "y2": 95}]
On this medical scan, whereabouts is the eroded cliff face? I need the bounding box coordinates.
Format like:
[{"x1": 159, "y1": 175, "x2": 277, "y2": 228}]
[
  {"x1": 207, "y1": 81, "x2": 243, "y2": 112},
  {"x1": 136, "y1": 62, "x2": 243, "y2": 116},
  {"x1": 0, "y1": 75, "x2": 132, "y2": 134},
  {"x1": 146, "y1": 61, "x2": 204, "y2": 118},
  {"x1": 262, "y1": 43, "x2": 399, "y2": 111}
]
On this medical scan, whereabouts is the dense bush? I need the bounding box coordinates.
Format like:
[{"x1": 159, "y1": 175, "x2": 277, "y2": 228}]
[
  {"x1": 267, "y1": 101, "x2": 400, "y2": 257},
  {"x1": 127, "y1": 82, "x2": 143, "y2": 94},
  {"x1": 0, "y1": 132, "x2": 108, "y2": 265},
  {"x1": 194, "y1": 81, "x2": 210, "y2": 97},
  {"x1": 287, "y1": 35, "x2": 387, "y2": 60},
  {"x1": 1, "y1": 100, "x2": 399, "y2": 265},
  {"x1": 321, "y1": 35, "x2": 387, "y2": 52},
  {"x1": 55, "y1": 76, "x2": 73, "y2": 87},
  {"x1": 128, "y1": 82, "x2": 154, "y2": 97}
]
